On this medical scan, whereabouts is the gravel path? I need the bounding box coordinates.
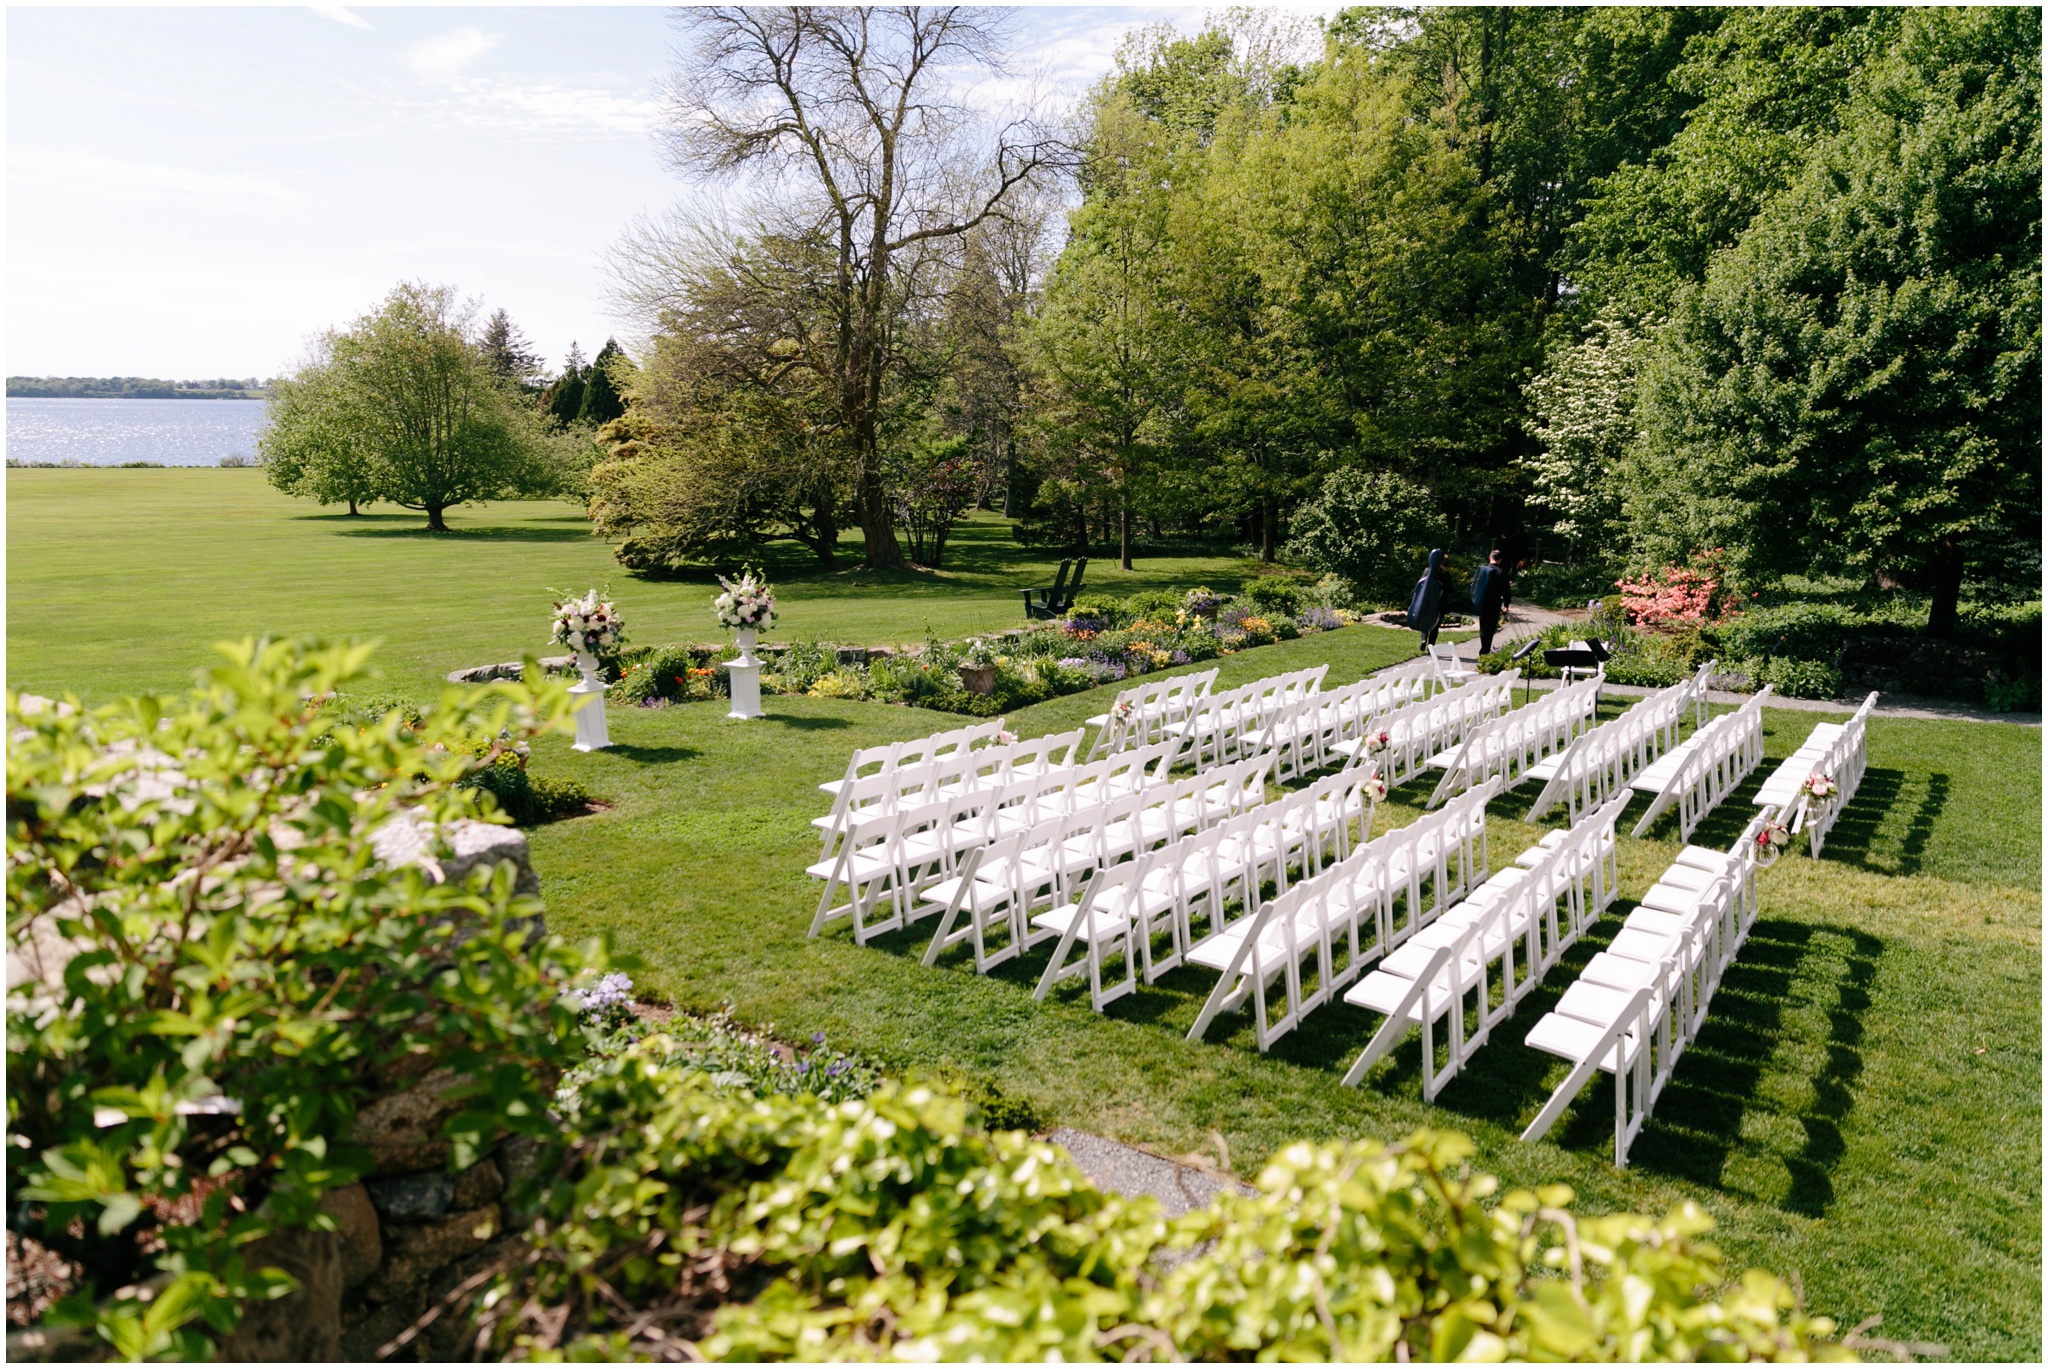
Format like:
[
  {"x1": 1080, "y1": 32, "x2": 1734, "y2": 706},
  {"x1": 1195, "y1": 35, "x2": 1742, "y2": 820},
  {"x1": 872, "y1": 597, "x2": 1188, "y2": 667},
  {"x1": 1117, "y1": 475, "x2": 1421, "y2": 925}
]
[{"x1": 1048, "y1": 1128, "x2": 1252, "y2": 1217}]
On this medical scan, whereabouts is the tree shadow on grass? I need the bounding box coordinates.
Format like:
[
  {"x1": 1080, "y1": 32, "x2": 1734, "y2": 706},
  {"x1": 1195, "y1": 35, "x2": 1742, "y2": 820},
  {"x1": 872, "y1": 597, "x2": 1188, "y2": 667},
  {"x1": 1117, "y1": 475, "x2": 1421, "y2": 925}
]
[
  {"x1": 604, "y1": 744, "x2": 702, "y2": 766},
  {"x1": 334, "y1": 523, "x2": 594, "y2": 543},
  {"x1": 761, "y1": 715, "x2": 854, "y2": 731}
]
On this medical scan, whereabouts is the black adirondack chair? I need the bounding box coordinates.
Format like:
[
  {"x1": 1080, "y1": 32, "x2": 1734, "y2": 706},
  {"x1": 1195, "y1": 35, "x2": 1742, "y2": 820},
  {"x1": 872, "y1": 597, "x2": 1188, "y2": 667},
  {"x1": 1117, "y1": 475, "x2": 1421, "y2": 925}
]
[{"x1": 1021, "y1": 558, "x2": 1085, "y2": 620}]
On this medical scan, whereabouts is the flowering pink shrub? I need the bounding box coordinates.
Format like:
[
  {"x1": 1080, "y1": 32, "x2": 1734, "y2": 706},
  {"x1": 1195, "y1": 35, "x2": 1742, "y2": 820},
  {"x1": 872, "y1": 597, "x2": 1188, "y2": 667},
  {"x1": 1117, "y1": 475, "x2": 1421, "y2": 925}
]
[{"x1": 1615, "y1": 550, "x2": 1737, "y2": 627}]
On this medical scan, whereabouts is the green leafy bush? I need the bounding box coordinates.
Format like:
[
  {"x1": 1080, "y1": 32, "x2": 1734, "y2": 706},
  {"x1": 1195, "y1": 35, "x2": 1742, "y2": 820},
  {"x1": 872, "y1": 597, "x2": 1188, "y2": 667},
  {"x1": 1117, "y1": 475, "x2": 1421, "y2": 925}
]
[
  {"x1": 1756, "y1": 656, "x2": 1845, "y2": 700},
  {"x1": 6, "y1": 641, "x2": 599, "y2": 1358},
  {"x1": 1719, "y1": 602, "x2": 1860, "y2": 668},
  {"x1": 1239, "y1": 576, "x2": 1304, "y2": 617},
  {"x1": 1287, "y1": 468, "x2": 1446, "y2": 605},
  {"x1": 455, "y1": 1049, "x2": 1852, "y2": 1361},
  {"x1": 616, "y1": 644, "x2": 727, "y2": 704}
]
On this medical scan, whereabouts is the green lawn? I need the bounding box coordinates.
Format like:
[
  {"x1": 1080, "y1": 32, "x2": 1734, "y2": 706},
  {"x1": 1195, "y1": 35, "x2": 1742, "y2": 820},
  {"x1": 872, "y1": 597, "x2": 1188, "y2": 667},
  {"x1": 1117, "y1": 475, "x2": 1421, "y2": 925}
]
[
  {"x1": 8, "y1": 471, "x2": 2042, "y2": 1357},
  {"x1": 5, "y1": 469, "x2": 1264, "y2": 700},
  {"x1": 516, "y1": 639, "x2": 2041, "y2": 1360}
]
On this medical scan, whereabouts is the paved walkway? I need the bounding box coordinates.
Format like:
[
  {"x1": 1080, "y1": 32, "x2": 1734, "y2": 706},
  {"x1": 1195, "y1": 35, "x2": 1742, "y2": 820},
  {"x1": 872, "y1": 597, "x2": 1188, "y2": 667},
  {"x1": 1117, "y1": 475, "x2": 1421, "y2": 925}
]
[{"x1": 1048, "y1": 1128, "x2": 1251, "y2": 1217}]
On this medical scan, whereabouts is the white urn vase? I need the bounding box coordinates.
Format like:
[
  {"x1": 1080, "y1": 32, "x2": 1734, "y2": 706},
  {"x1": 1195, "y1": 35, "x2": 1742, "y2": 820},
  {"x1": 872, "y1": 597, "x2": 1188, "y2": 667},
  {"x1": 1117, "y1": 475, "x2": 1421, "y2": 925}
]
[
  {"x1": 725, "y1": 626, "x2": 763, "y2": 719},
  {"x1": 569, "y1": 651, "x2": 611, "y2": 751}
]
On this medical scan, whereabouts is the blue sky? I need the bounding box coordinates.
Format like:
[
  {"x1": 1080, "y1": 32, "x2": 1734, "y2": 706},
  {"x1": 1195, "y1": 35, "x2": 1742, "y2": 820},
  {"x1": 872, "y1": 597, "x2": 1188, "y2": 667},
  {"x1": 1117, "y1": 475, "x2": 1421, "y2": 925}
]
[{"x1": 7, "y1": 5, "x2": 1333, "y2": 381}]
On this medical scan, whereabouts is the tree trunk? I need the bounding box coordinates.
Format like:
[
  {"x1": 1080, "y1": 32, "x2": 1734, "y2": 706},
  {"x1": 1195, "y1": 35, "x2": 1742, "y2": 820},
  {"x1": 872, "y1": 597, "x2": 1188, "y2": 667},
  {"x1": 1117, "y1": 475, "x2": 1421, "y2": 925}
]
[
  {"x1": 1260, "y1": 499, "x2": 1278, "y2": 564},
  {"x1": 1927, "y1": 539, "x2": 1965, "y2": 639},
  {"x1": 426, "y1": 504, "x2": 448, "y2": 532},
  {"x1": 854, "y1": 465, "x2": 906, "y2": 570},
  {"x1": 347, "y1": 499, "x2": 359, "y2": 516},
  {"x1": 1119, "y1": 499, "x2": 1133, "y2": 571}
]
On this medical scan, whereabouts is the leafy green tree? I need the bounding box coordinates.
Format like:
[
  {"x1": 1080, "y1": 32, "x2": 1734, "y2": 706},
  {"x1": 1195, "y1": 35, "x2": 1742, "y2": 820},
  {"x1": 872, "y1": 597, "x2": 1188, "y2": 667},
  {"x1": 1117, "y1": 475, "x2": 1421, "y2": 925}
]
[
  {"x1": 259, "y1": 360, "x2": 380, "y2": 515},
  {"x1": 261, "y1": 283, "x2": 560, "y2": 531},
  {"x1": 1287, "y1": 466, "x2": 1446, "y2": 605},
  {"x1": 577, "y1": 339, "x2": 627, "y2": 426},
  {"x1": 1628, "y1": 7, "x2": 2039, "y2": 635}
]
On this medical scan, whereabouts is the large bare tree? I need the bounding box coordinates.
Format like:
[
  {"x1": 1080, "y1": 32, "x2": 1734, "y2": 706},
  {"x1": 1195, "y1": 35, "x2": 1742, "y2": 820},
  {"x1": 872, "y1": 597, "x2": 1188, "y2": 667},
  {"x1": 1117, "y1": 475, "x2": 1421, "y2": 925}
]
[{"x1": 653, "y1": 6, "x2": 1063, "y2": 569}]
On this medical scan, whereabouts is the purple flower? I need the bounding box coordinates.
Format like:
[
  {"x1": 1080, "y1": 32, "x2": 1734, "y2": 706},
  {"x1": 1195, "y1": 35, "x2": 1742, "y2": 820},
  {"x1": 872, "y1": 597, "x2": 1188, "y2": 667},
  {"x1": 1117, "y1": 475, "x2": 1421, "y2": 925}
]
[
  {"x1": 1170, "y1": 649, "x2": 1191, "y2": 665},
  {"x1": 812, "y1": 1032, "x2": 826, "y2": 1044}
]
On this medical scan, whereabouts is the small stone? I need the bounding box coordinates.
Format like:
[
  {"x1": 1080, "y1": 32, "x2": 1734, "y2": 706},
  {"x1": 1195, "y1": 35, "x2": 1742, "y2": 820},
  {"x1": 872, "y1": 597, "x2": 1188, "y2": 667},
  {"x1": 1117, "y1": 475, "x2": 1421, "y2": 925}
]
[
  {"x1": 366, "y1": 1171, "x2": 455, "y2": 1223},
  {"x1": 323, "y1": 1183, "x2": 383, "y2": 1290},
  {"x1": 216, "y1": 1222, "x2": 344, "y2": 1361},
  {"x1": 360, "y1": 1207, "x2": 500, "y2": 1308},
  {"x1": 352, "y1": 1067, "x2": 464, "y2": 1176},
  {"x1": 451, "y1": 1157, "x2": 505, "y2": 1211}
]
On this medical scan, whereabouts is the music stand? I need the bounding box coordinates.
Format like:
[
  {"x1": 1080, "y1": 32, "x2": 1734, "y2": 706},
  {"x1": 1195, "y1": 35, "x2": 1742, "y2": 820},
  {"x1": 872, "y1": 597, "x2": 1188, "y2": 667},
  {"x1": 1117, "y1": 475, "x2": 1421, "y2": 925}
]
[
  {"x1": 1509, "y1": 637, "x2": 1542, "y2": 705},
  {"x1": 1543, "y1": 639, "x2": 1610, "y2": 689}
]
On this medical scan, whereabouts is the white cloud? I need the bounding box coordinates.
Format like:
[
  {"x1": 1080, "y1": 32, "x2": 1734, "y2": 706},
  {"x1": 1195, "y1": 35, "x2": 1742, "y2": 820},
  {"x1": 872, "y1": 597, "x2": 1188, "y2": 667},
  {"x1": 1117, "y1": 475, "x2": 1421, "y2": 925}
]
[
  {"x1": 399, "y1": 26, "x2": 503, "y2": 83},
  {"x1": 400, "y1": 77, "x2": 663, "y2": 140},
  {"x1": 308, "y1": 6, "x2": 371, "y2": 30},
  {"x1": 9, "y1": 149, "x2": 308, "y2": 215}
]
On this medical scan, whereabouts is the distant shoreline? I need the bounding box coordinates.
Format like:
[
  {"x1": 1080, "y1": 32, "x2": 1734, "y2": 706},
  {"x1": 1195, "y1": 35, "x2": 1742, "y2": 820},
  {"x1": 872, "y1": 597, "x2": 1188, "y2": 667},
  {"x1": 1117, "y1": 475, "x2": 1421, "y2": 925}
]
[{"x1": 7, "y1": 391, "x2": 267, "y2": 401}]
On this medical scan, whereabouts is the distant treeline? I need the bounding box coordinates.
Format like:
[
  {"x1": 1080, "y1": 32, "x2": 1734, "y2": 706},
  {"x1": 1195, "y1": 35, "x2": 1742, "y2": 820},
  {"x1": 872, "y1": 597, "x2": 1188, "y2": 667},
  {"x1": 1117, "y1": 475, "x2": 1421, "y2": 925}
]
[{"x1": 7, "y1": 376, "x2": 268, "y2": 399}]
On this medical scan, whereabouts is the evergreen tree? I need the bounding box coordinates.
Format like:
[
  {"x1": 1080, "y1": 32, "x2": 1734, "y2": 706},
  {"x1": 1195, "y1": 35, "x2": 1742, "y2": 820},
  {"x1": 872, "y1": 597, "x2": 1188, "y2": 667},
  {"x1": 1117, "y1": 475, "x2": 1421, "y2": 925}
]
[
  {"x1": 546, "y1": 343, "x2": 587, "y2": 428},
  {"x1": 577, "y1": 339, "x2": 627, "y2": 426},
  {"x1": 481, "y1": 308, "x2": 544, "y2": 389}
]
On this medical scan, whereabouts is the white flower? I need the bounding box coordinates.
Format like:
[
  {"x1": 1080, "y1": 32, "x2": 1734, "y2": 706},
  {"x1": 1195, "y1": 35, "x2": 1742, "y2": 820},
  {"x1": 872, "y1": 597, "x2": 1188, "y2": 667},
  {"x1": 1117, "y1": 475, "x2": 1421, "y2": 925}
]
[{"x1": 568, "y1": 631, "x2": 585, "y2": 649}]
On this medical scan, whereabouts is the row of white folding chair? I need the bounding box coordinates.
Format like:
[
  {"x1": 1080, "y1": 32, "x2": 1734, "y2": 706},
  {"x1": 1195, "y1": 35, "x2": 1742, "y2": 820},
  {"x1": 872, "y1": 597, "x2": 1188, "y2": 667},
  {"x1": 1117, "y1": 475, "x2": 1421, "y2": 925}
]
[
  {"x1": 1311, "y1": 667, "x2": 1440, "y2": 757},
  {"x1": 1339, "y1": 792, "x2": 1631, "y2": 1101},
  {"x1": 1029, "y1": 765, "x2": 1376, "y2": 1013},
  {"x1": 808, "y1": 739, "x2": 1190, "y2": 943},
  {"x1": 915, "y1": 756, "x2": 1274, "y2": 972},
  {"x1": 1794, "y1": 701, "x2": 1873, "y2": 856},
  {"x1": 1629, "y1": 688, "x2": 1774, "y2": 841},
  {"x1": 1174, "y1": 666, "x2": 1330, "y2": 770},
  {"x1": 1519, "y1": 807, "x2": 1777, "y2": 1166},
  {"x1": 1331, "y1": 672, "x2": 1520, "y2": 788},
  {"x1": 1524, "y1": 674, "x2": 1698, "y2": 823},
  {"x1": 1183, "y1": 777, "x2": 1499, "y2": 1050},
  {"x1": 1753, "y1": 692, "x2": 1877, "y2": 857},
  {"x1": 819, "y1": 717, "x2": 1007, "y2": 796},
  {"x1": 1427, "y1": 641, "x2": 1480, "y2": 688},
  {"x1": 1084, "y1": 668, "x2": 1221, "y2": 760},
  {"x1": 1239, "y1": 664, "x2": 1443, "y2": 784},
  {"x1": 813, "y1": 726, "x2": 1092, "y2": 850},
  {"x1": 1424, "y1": 673, "x2": 1603, "y2": 809}
]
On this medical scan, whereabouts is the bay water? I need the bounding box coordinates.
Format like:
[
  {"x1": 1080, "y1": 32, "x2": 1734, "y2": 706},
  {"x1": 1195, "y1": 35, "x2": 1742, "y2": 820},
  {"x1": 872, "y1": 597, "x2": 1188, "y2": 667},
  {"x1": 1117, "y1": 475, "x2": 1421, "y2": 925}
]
[{"x1": 5, "y1": 397, "x2": 269, "y2": 467}]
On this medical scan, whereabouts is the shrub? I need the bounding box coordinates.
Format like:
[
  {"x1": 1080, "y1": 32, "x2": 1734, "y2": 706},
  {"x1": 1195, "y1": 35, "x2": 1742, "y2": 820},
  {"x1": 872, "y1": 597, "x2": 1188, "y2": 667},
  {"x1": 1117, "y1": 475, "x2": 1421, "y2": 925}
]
[
  {"x1": 1239, "y1": 576, "x2": 1304, "y2": 617},
  {"x1": 617, "y1": 644, "x2": 724, "y2": 704},
  {"x1": 805, "y1": 668, "x2": 870, "y2": 700},
  {"x1": 1286, "y1": 467, "x2": 1446, "y2": 605},
  {"x1": 1758, "y1": 656, "x2": 1845, "y2": 700},
  {"x1": 6, "y1": 641, "x2": 598, "y2": 1358},
  {"x1": 453, "y1": 1055, "x2": 1852, "y2": 1361},
  {"x1": 1516, "y1": 561, "x2": 1618, "y2": 609},
  {"x1": 1718, "y1": 602, "x2": 1859, "y2": 667},
  {"x1": 460, "y1": 752, "x2": 594, "y2": 825}
]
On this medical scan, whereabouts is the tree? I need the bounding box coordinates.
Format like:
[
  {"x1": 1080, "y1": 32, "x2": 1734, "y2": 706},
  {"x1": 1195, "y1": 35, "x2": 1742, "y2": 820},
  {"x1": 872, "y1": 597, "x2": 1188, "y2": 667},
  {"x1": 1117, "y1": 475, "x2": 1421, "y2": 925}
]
[
  {"x1": 1521, "y1": 307, "x2": 1649, "y2": 559},
  {"x1": 544, "y1": 343, "x2": 587, "y2": 428},
  {"x1": 577, "y1": 339, "x2": 628, "y2": 426},
  {"x1": 261, "y1": 282, "x2": 559, "y2": 531},
  {"x1": 1287, "y1": 467, "x2": 1445, "y2": 605},
  {"x1": 260, "y1": 355, "x2": 380, "y2": 515},
  {"x1": 650, "y1": 6, "x2": 1062, "y2": 570},
  {"x1": 481, "y1": 308, "x2": 545, "y2": 389},
  {"x1": 1022, "y1": 95, "x2": 1185, "y2": 570},
  {"x1": 1627, "y1": 7, "x2": 2039, "y2": 635}
]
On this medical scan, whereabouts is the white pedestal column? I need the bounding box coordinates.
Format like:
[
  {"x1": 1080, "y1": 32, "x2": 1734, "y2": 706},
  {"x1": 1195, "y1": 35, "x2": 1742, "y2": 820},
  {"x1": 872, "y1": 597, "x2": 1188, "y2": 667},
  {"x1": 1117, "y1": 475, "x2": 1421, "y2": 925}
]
[
  {"x1": 725, "y1": 627, "x2": 763, "y2": 720},
  {"x1": 570, "y1": 652, "x2": 611, "y2": 752}
]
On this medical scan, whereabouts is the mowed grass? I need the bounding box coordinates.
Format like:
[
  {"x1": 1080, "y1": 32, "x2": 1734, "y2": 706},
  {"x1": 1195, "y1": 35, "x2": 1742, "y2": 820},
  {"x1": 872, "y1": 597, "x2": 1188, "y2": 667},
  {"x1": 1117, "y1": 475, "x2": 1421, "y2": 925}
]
[
  {"x1": 517, "y1": 635, "x2": 2042, "y2": 1360},
  {"x1": 5, "y1": 469, "x2": 1263, "y2": 700},
  {"x1": 8, "y1": 471, "x2": 2041, "y2": 1355}
]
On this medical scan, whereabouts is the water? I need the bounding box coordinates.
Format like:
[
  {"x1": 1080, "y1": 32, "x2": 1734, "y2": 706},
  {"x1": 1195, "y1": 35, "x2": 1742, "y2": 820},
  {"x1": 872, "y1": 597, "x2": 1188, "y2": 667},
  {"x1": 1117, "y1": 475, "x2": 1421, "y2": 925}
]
[{"x1": 5, "y1": 397, "x2": 269, "y2": 467}]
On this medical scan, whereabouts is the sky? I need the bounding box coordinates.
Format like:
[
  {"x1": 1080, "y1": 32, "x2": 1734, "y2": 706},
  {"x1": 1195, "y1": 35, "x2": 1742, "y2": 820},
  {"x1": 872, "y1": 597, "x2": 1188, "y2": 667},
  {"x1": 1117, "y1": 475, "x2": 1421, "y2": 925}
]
[{"x1": 7, "y1": 4, "x2": 1337, "y2": 381}]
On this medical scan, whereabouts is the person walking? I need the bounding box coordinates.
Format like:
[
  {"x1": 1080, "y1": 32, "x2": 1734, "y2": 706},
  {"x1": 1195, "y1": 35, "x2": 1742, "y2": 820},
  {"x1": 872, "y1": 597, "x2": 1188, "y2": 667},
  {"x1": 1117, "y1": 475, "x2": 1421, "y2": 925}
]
[
  {"x1": 1406, "y1": 548, "x2": 1455, "y2": 648},
  {"x1": 1470, "y1": 548, "x2": 1513, "y2": 657}
]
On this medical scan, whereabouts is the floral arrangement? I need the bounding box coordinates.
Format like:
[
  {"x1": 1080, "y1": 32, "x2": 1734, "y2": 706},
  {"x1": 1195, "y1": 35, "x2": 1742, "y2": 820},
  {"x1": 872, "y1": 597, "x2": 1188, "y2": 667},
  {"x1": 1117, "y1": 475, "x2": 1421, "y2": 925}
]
[
  {"x1": 552, "y1": 588, "x2": 625, "y2": 657},
  {"x1": 996, "y1": 727, "x2": 1016, "y2": 746},
  {"x1": 1112, "y1": 698, "x2": 1135, "y2": 723},
  {"x1": 1361, "y1": 770, "x2": 1389, "y2": 803},
  {"x1": 1755, "y1": 819, "x2": 1792, "y2": 865},
  {"x1": 1363, "y1": 728, "x2": 1391, "y2": 755},
  {"x1": 714, "y1": 571, "x2": 776, "y2": 631},
  {"x1": 1801, "y1": 771, "x2": 1838, "y2": 802}
]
